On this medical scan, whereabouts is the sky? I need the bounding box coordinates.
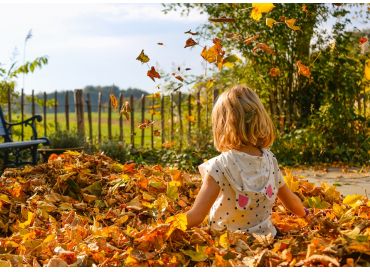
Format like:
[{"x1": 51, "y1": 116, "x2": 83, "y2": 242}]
[{"x1": 0, "y1": 3, "x2": 208, "y2": 94}]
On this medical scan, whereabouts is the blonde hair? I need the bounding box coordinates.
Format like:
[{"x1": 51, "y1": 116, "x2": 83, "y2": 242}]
[{"x1": 212, "y1": 85, "x2": 275, "y2": 152}]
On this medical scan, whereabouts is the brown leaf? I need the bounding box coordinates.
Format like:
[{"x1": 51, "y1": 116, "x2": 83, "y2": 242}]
[
  {"x1": 147, "y1": 66, "x2": 161, "y2": 82},
  {"x1": 184, "y1": 38, "x2": 198, "y2": 48}
]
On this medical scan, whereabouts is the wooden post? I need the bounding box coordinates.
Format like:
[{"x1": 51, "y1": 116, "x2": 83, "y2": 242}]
[
  {"x1": 130, "y1": 95, "x2": 135, "y2": 148},
  {"x1": 187, "y1": 93, "x2": 192, "y2": 147},
  {"x1": 98, "y1": 91, "x2": 102, "y2": 144},
  {"x1": 86, "y1": 93, "x2": 93, "y2": 144},
  {"x1": 31, "y1": 89, "x2": 35, "y2": 116},
  {"x1": 151, "y1": 95, "x2": 154, "y2": 149},
  {"x1": 108, "y1": 92, "x2": 112, "y2": 140},
  {"x1": 43, "y1": 92, "x2": 47, "y2": 137},
  {"x1": 161, "y1": 95, "x2": 165, "y2": 147},
  {"x1": 74, "y1": 89, "x2": 85, "y2": 137},
  {"x1": 7, "y1": 86, "x2": 11, "y2": 122},
  {"x1": 21, "y1": 89, "x2": 24, "y2": 141},
  {"x1": 141, "y1": 94, "x2": 145, "y2": 147},
  {"x1": 213, "y1": 88, "x2": 219, "y2": 105},
  {"x1": 170, "y1": 92, "x2": 174, "y2": 142},
  {"x1": 119, "y1": 93, "x2": 124, "y2": 142},
  {"x1": 178, "y1": 91, "x2": 183, "y2": 151},
  {"x1": 65, "y1": 91, "x2": 70, "y2": 131},
  {"x1": 54, "y1": 90, "x2": 58, "y2": 131},
  {"x1": 197, "y1": 91, "x2": 201, "y2": 142}
]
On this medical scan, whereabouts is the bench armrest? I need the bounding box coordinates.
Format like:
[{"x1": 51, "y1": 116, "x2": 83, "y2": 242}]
[{"x1": 7, "y1": 115, "x2": 43, "y2": 140}]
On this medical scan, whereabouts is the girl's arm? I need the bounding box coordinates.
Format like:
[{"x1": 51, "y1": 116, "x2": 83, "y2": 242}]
[
  {"x1": 277, "y1": 184, "x2": 306, "y2": 217},
  {"x1": 186, "y1": 174, "x2": 220, "y2": 228}
]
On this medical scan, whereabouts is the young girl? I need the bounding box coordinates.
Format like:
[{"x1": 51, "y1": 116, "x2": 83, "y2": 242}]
[{"x1": 186, "y1": 85, "x2": 306, "y2": 236}]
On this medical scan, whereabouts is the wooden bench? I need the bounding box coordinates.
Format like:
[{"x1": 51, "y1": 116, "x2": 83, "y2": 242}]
[{"x1": 0, "y1": 106, "x2": 49, "y2": 169}]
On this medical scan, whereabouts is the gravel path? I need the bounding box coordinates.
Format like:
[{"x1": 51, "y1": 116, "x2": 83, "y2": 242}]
[{"x1": 288, "y1": 166, "x2": 370, "y2": 197}]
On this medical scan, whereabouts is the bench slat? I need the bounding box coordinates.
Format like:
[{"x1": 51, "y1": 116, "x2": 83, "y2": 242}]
[{"x1": 0, "y1": 139, "x2": 48, "y2": 149}]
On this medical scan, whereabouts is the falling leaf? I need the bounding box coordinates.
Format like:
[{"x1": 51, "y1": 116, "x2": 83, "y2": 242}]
[
  {"x1": 253, "y1": 43, "x2": 275, "y2": 55},
  {"x1": 296, "y1": 61, "x2": 311, "y2": 78},
  {"x1": 172, "y1": 73, "x2": 184, "y2": 82},
  {"x1": 244, "y1": 34, "x2": 260, "y2": 45},
  {"x1": 302, "y1": 4, "x2": 308, "y2": 13},
  {"x1": 364, "y1": 59, "x2": 370, "y2": 80},
  {"x1": 269, "y1": 67, "x2": 281, "y2": 77},
  {"x1": 184, "y1": 29, "x2": 199, "y2": 35},
  {"x1": 285, "y1": 18, "x2": 301, "y2": 31},
  {"x1": 266, "y1": 18, "x2": 277, "y2": 28},
  {"x1": 185, "y1": 68, "x2": 192, "y2": 71},
  {"x1": 136, "y1": 49, "x2": 150, "y2": 63},
  {"x1": 154, "y1": 130, "x2": 161, "y2": 136},
  {"x1": 120, "y1": 101, "x2": 131, "y2": 120},
  {"x1": 110, "y1": 94, "x2": 118, "y2": 110},
  {"x1": 147, "y1": 66, "x2": 160, "y2": 82},
  {"x1": 138, "y1": 120, "x2": 155, "y2": 129},
  {"x1": 201, "y1": 38, "x2": 225, "y2": 70},
  {"x1": 222, "y1": 55, "x2": 240, "y2": 68},
  {"x1": 184, "y1": 38, "x2": 198, "y2": 48},
  {"x1": 157, "y1": 42, "x2": 164, "y2": 46},
  {"x1": 250, "y1": 3, "x2": 275, "y2": 21},
  {"x1": 186, "y1": 115, "x2": 196, "y2": 123},
  {"x1": 209, "y1": 17, "x2": 235, "y2": 23}
]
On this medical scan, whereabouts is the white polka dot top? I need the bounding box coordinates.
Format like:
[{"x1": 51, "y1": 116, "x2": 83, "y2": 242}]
[{"x1": 198, "y1": 148, "x2": 285, "y2": 236}]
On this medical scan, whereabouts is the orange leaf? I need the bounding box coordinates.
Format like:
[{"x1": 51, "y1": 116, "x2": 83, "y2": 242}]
[
  {"x1": 253, "y1": 43, "x2": 275, "y2": 55},
  {"x1": 154, "y1": 130, "x2": 161, "y2": 136},
  {"x1": 110, "y1": 94, "x2": 118, "y2": 110},
  {"x1": 296, "y1": 60, "x2": 311, "y2": 78},
  {"x1": 184, "y1": 29, "x2": 199, "y2": 35},
  {"x1": 138, "y1": 119, "x2": 155, "y2": 129},
  {"x1": 269, "y1": 67, "x2": 281, "y2": 77},
  {"x1": 184, "y1": 38, "x2": 198, "y2": 48},
  {"x1": 359, "y1": 36, "x2": 368, "y2": 45},
  {"x1": 244, "y1": 34, "x2": 260, "y2": 45},
  {"x1": 147, "y1": 66, "x2": 160, "y2": 82},
  {"x1": 120, "y1": 101, "x2": 131, "y2": 120}
]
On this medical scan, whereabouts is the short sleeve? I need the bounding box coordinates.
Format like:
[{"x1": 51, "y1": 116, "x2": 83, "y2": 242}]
[
  {"x1": 269, "y1": 151, "x2": 285, "y2": 189},
  {"x1": 198, "y1": 156, "x2": 225, "y2": 186}
]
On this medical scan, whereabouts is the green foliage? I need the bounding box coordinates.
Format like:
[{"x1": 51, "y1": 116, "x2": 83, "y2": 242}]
[
  {"x1": 48, "y1": 130, "x2": 85, "y2": 149},
  {"x1": 99, "y1": 140, "x2": 218, "y2": 171}
]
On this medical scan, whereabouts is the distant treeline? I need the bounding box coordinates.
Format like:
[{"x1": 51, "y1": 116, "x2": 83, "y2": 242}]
[{"x1": 28, "y1": 85, "x2": 148, "y2": 112}]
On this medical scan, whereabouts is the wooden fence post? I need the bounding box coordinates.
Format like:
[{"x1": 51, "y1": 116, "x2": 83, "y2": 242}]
[
  {"x1": 43, "y1": 92, "x2": 47, "y2": 137},
  {"x1": 119, "y1": 93, "x2": 124, "y2": 142},
  {"x1": 170, "y1": 93, "x2": 174, "y2": 142},
  {"x1": 151, "y1": 95, "x2": 154, "y2": 149},
  {"x1": 130, "y1": 95, "x2": 135, "y2": 148},
  {"x1": 65, "y1": 91, "x2": 70, "y2": 131},
  {"x1": 7, "y1": 86, "x2": 11, "y2": 122},
  {"x1": 108, "y1": 92, "x2": 112, "y2": 140},
  {"x1": 74, "y1": 89, "x2": 85, "y2": 137},
  {"x1": 86, "y1": 93, "x2": 93, "y2": 145},
  {"x1": 187, "y1": 94, "x2": 192, "y2": 146},
  {"x1": 31, "y1": 89, "x2": 35, "y2": 116},
  {"x1": 98, "y1": 91, "x2": 102, "y2": 144},
  {"x1": 21, "y1": 89, "x2": 24, "y2": 140},
  {"x1": 54, "y1": 90, "x2": 58, "y2": 131},
  {"x1": 161, "y1": 95, "x2": 165, "y2": 148},
  {"x1": 213, "y1": 88, "x2": 219, "y2": 105},
  {"x1": 178, "y1": 91, "x2": 183, "y2": 151},
  {"x1": 197, "y1": 91, "x2": 201, "y2": 142},
  {"x1": 141, "y1": 94, "x2": 145, "y2": 147}
]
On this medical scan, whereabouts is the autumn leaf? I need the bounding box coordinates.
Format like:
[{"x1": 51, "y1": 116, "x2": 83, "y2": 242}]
[
  {"x1": 285, "y1": 18, "x2": 301, "y2": 31},
  {"x1": 253, "y1": 43, "x2": 275, "y2": 55},
  {"x1": 138, "y1": 119, "x2": 155, "y2": 129},
  {"x1": 219, "y1": 232, "x2": 229, "y2": 249},
  {"x1": 120, "y1": 101, "x2": 131, "y2": 120},
  {"x1": 184, "y1": 29, "x2": 199, "y2": 35},
  {"x1": 364, "y1": 59, "x2": 370, "y2": 80},
  {"x1": 154, "y1": 129, "x2": 161, "y2": 136},
  {"x1": 359, "y1": 37, "x2": 368, "y2": 44},
  {"x1": 266, "y1": 18, "x2": 277, "y2": 28},
  {"x1": 343, "y1": 194, "x2": 364, "y2": 208},
  {"x1": 184, "y1": 38, "x2": 198, "y2": 48},
  {"x1": 269, "y1": 67, "x2": 280, "y2": 77},
  {"x1": 302, "y1": 4, "x2": 308, "y2": 13},
  {"x1": 172, "y1": 73, "x2": 184, "y2": 82},
  {"x1": 181, "y1": 245, "x2": 208, "y2": 262},
  {"x1": 136, "y1": 49, "x2": 150, "y2": 63},
  {"x1": 157, "y1": 42, "x2": 164, "y2": 46},
  {"x1": 110, "y1": 94, "x2": 118, "y2": 110},
  {"x1": 201, "y1": 38, "x2": 225, "y2": 70},
  {"x1": 250, "y1": 3, "x2": 275, "y2": 21},
  {"x1": 147, "y1": 66, "x2": 160, "y2": 82},
  {"x1": 244, "y1": 34, "x2": 260, "y2": 45},
  {"x1": 209, "y1": 17, "x2": 235, "y2": 23},
  {"x1": 186, "y1": 115, "x2": 196, "y2": 123},
  {"x1": 296, "y1": 60, "x2": 311, "y2": 78},
  {"x1": 162, "y1": 141, "x2": 175, "y2": 148},
  {"x1": 222, "y1": 54, "x2": 240, "y2": 68}
]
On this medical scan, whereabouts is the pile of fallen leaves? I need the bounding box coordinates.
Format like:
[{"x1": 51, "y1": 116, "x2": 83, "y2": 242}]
[{"x1": 0, "y1": 151, "x2": 369, "y2": 267}]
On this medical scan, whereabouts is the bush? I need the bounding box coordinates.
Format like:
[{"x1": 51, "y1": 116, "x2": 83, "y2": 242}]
[{"x1": 48, "y1": 130, "x2": 85, "y2": 149}]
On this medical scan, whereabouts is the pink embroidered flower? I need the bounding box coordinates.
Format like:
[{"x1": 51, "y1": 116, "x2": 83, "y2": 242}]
[
  {"x1": 238, "y1": 194, "x2": 249, "y2": 208},
  {"x1": 266, "y1": 184, "x2": 273, "y2": 198}
]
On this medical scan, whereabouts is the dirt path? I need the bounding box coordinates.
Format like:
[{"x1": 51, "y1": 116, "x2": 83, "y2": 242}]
[{"x1": 288, "y1": 166, "x2": 370, "y2": 197}]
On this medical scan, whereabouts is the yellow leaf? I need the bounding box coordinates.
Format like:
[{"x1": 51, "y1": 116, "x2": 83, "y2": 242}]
[
  {"x1": 321, "y1": 182, "x2": 340, "y2": 203},
  {"x1": 43, "y1": 234, "x2": 56, "y2": 244},
  {"x1": 343, "y1": 194, "x2": 364, "y2": 208},
  {"x1": 0, "y1": 194, "x2": 11, "y2": 204},
  {"x1": 186, "y1": 115, "x2": 196, "y2": 123},
  {"x1": 283, "y1": 169, "x2": 299, "y2": 192},
  {"x1": 136, "y1": 49, "x2": 150, "y2": 63},
  {"x1": 153, "y1": 194, "x2": 168, "y2": 213},
  {"x1": 364, "y1": 59, "x2": 370, "y2": 80},
  {"x1": 266, "y1": 18, "x2": 277, "y2": 28},
  {"x1": 285, "y1": 18, "x2": 301, "y2": 31},
  {"x1": 250, "y1": 3, "x2": 275, "y2": 21},
  {"x1": 219, "y1": 232, "x2": 229, "y2": 249},
  {"x1": 181, "y1": 245, "x2": 208, "y2": 262},
  {"x1": 19, "y1": 211, "x2": 34, "y2": 229},
  {"x1": 165, "y1": 213, "x2": 188, "y2": 238},
  {"x1": 332, "y1": 203, "x2": 344, "y2": 217}
]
